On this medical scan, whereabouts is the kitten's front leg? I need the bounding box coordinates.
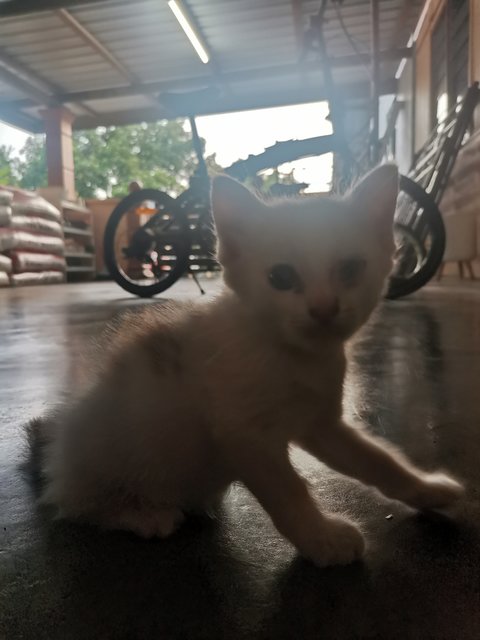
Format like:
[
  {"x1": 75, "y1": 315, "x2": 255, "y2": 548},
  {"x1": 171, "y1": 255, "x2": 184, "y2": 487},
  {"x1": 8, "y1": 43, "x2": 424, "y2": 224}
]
[
  {"x1": 228, "y1": 443, "x2": 364, "y2": 567},
  {"x1": 300, "y1": 422, "x2": 464, "y2": 510}
]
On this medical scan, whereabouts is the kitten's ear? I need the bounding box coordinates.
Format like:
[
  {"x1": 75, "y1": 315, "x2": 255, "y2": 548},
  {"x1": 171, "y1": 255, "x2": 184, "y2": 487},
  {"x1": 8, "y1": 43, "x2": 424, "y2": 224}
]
[
  {"x1": 349, "y1": 164, "x2": 399, "y2": 241},
  {"x1": 211, "y1": 175, "x2": 262, "y2": 264}
]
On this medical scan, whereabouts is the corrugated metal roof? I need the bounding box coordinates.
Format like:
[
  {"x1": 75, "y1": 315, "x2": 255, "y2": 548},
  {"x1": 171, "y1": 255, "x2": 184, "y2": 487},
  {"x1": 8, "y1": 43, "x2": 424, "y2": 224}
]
[{"x1": 0, "y1": 0, "x2": 425, "y2": 132}]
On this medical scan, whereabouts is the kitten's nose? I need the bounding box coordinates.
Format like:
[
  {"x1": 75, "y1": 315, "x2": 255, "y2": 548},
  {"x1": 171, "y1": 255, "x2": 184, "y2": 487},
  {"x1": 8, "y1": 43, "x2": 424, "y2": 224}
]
[{"x1": 308, "y1": 298, "x2": 340, "y2": 323}]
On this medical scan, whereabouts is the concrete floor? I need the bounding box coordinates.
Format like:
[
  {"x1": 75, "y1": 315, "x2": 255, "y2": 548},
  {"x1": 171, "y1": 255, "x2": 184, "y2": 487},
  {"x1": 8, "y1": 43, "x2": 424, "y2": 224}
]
[{"x1": 1, "y1": 277, "x2": 480, "y2": 639}]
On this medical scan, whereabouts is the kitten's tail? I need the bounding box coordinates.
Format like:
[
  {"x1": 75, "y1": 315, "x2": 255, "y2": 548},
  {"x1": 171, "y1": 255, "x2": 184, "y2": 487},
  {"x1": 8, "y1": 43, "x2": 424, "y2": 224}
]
[{"x1": 22, "y1": 414, "x2": 56, "y2": 492}]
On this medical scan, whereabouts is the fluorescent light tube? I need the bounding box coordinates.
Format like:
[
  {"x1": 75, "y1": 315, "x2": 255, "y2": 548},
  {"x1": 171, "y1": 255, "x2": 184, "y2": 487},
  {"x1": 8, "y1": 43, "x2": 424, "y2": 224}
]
[{"x1": 168, "y1": 0, "x2": 210, "y2": 64}]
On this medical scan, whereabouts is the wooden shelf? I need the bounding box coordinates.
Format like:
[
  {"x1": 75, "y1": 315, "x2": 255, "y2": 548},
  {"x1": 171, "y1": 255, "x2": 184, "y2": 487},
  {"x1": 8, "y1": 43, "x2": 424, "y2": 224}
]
[
  {"x1": 67, "y1": 266, "x2": 96, "y2": 273},
  {"x1": 61, "y1": 200, "x2": 90, "y2": 214},
  {"x1": 63, "y1": 209, "x2": 93, "y2": 224},
  {"x1": 37, "y1": 188, "x2": 97, "y2": 282},
  {"x1": 64, "y1": 252, "x2": 94, "y2": 259},
  {"x1": 63, "y1": 227, "x2": 93, "y2": 238},
  {"x1": 62, "y1": 199, "x2": 95, "y2": 281}
]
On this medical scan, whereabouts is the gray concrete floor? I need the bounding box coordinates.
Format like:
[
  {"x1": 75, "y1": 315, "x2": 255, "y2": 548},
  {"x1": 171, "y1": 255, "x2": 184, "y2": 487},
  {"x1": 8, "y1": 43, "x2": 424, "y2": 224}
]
[{"x1": 1, "y1": 277, "x2": 480, "y2": 639}]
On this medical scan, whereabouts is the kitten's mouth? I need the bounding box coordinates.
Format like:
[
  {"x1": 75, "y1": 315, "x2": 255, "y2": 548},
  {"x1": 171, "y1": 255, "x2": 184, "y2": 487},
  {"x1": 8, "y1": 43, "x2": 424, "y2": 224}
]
[
  {"x1": 302, "y1": 315, "x2": 352, "y2": 340},
  {"x1": 304, "y1": 321, "x2": 340, "y2": 338}
]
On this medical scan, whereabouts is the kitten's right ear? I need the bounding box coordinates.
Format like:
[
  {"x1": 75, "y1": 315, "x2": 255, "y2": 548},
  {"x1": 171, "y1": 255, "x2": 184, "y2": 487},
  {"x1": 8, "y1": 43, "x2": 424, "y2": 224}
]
[
  {"x1": 211, "y1": 175, "x2": 262, "y2": 264},
  {"x1": 348, "y1": 164, "x2": 399, "y2": 245}
]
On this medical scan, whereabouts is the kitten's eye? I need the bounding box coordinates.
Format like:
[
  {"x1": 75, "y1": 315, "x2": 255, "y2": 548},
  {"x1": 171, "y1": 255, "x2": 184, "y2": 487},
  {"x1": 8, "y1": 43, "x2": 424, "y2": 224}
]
[
  {"x1": 338, "y1": 257, "x2": 367, "y2": 287},
  {"x1": 268, "y1": 264, "x2": 300, "y2": 291}
]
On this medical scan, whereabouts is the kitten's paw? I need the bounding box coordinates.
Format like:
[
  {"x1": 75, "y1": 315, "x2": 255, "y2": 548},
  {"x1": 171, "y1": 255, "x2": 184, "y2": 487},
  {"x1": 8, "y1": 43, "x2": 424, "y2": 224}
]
[
  {"x1": 406, "y1": 473, "x2": 465, "y2": 510},
  {"x1": 302, "y1": 516, "x2": 365, "y2": 568}
]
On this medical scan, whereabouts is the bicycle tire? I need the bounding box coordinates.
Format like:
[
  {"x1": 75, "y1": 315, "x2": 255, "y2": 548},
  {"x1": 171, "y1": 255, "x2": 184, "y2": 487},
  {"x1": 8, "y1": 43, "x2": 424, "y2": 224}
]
[
  {"x1": 104, "y1": 189, "x2": 190, "y2": 298},
  {"x1": 394, "y1": 222, "x2": 427, "y2": 263},
  {"x1": 386, "y1": 175, "x2": 446, "y2": 299}
]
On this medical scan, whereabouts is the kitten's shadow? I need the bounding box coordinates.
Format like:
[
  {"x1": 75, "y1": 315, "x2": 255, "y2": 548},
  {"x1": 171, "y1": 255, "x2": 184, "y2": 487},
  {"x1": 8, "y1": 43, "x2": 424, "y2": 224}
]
[
  {"x1": 259, "y1": 556, "x2": 371, "y2": 640},
  {"x1": 15, "y1": 503, "x2": 480, "y2": 640},
  {"x1": 39, "y1": 511, "x2": 259, "y2": 639},
  {"x1": 259, "y1": 511, "x2": 479, "y2": 640}
]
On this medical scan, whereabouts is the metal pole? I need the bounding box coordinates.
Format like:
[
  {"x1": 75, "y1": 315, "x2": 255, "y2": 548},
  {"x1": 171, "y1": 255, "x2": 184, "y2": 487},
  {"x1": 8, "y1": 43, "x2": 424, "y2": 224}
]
[
  {"x1": 411, "y1": 41, "x2": 417, "y2": 165},
  {"x1": 189, "y1": 115, "x2": 208, "y2": 179},
  {"x1": 370, "y1": 0, "x2": 380, "y2": 165}
]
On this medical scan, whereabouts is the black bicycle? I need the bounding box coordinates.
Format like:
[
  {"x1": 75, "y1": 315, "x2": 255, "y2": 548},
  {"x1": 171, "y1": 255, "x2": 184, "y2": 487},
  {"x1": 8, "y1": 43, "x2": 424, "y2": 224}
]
[
  {"x1": 104, "y1": 1, "x2": 446, "y2": 300},
  {"x1": 104, "y1": 115, "x2": 215, "y2": 298}
]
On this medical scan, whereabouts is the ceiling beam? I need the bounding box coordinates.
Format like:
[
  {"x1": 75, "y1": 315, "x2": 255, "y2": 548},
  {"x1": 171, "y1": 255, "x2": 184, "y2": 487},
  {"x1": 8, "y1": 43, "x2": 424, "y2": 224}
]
[
  {"x1": 0, "y1": 77, "x2": 395, "y2": 132},
  {"x1": 71, "y1": 78, "x2": 396, "y2": 130},
  {"x1": 0, "y1": 47, "x2": 56, "y2": 104},
  {"x1": 0, "y1": 45, "x2": 410, "y2": 110},
  {"x1": 0, "y1": 65, "x2": 52, "y2": 105},
  {"x1": 13, "y1": 47, "x2": 407, "y2": 106},
  {"x1": 0, "y1": 105, "x2": 42, "y2": 132},
  {"x1": 55, "y1": 7, "x2": 161, "y2": 108},
  {"x1": 56, "y1": 6, "x2": 220, "y2": 110},
  {"x1": 55, "y1": 8, "x2": 138, "y2": 85},
  {"x1": 0, "y1": 46, "x2": 96, "y2": 116}
]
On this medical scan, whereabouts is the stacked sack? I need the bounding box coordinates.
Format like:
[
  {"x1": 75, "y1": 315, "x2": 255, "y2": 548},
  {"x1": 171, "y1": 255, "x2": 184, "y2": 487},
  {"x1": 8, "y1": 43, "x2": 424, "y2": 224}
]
[
  {"x1": 0, "y1": 190, "x2": 13, "y2": 286},
  {"x1": 0, "y1": 187, "x2": 66, "y2": 287}
]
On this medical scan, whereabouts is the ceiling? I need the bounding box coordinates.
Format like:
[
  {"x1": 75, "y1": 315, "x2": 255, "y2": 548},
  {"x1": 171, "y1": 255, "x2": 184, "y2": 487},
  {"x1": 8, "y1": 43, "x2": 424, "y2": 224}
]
[{"x1": 0, "y1": 0, "x2": 424, "y2": 132}]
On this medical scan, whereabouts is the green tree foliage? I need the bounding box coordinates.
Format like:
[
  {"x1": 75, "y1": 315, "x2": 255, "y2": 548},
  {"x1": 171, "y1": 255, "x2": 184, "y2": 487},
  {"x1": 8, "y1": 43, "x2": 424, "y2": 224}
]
[
  {"x1": 0, "y1": 145, "x2": 18, "y2": 186},
  {"x1": 73, "y1": 121, "x2": 199, "y2": 198},
  {"x1": 8, "y1": 118, "x2": 300, "y2": 198},
  {"x1": 13, "y1": 120, "x2": 203, "y2": 198},
  {"x1": 17, "y1": 136, "x2": 47, "y2": 191}
]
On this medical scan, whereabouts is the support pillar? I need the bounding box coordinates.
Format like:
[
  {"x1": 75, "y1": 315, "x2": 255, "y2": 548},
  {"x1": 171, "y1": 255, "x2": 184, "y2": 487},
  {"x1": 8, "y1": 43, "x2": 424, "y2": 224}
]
[
  {"x1": 370, "y1": 0, "x2": 380, "y2": 165},
  {"x1": 42, "y1": 106, "x2": 76, "y2": 200}
]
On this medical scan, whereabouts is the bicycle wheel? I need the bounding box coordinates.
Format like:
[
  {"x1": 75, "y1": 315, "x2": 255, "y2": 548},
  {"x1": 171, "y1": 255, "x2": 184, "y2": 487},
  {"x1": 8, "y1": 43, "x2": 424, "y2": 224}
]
[
  {"x1": 104, "y1": 189, "x2": 190, "y2": 298},
  {"x1": 386, "y1": 175, "x2": 446, "y2": 299}
]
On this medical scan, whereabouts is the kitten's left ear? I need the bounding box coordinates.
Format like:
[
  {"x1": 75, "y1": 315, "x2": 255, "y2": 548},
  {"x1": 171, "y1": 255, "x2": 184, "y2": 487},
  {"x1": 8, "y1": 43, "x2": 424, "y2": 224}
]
[
  {"x1": 349, "y1": 164, "x2": 399, "y2": 241},
  {"x1": 211, "y1": 175, "x2": 262, "y2": 263}
]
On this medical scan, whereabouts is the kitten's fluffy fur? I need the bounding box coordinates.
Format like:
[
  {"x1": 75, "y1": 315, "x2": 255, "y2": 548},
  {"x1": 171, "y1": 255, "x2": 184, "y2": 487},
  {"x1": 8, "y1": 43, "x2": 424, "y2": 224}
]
[{"x1": 29, "y1": 166, "x2": 463, "y2": 567}]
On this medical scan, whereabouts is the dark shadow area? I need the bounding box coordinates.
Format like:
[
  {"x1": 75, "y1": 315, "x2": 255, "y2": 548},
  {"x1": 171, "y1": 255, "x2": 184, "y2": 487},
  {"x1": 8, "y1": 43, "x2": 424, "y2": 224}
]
[
  {"x1": 0, "y1": 509, "x2": 268, "y2": 640},
  {"x1": 259, "y1": 511, "x2": 480, "y2": 640}
]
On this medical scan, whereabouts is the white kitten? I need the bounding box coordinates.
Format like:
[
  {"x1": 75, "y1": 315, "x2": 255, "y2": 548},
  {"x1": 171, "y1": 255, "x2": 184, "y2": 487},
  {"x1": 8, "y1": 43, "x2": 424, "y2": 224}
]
[{"x1": 29, "y1": 165, "x2": 463, "y2": 567}]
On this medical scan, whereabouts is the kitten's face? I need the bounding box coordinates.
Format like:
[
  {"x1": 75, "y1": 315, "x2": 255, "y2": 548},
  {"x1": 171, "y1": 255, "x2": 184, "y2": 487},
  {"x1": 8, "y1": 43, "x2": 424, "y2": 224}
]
[{"x1": 212, "y1": 166, "x2": 398, "y2": 347}]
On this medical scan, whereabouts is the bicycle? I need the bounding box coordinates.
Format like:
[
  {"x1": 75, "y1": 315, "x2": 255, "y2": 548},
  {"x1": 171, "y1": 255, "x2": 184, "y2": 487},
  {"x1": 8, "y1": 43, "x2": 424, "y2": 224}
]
[
  {"x1": 104, "y1": 114, "x2": 215, "y2": 298},
  {"x1": 104, "y1": 2, "x2": 447, "y2": 300}
]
